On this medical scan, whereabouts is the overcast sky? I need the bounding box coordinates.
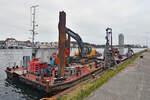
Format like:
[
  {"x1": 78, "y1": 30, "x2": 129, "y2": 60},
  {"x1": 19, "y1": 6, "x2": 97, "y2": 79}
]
[{"x1": 0, "y1": 0, "x2": 149, "y2": 46}]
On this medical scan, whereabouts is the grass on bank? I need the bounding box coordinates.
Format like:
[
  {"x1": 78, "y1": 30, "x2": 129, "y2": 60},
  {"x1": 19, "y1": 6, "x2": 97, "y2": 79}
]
[{"x1": 56, "y1": 49, "x2": 147, "y2": 100}]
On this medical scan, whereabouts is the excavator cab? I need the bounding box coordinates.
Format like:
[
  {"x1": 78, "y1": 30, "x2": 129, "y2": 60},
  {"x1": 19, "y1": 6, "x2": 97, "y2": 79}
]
[
  {"x1": 86, "y1": 46, "x2": 92, "y2": 54},
  {"x1": 75, "y1": 45, "x2": 96, "y2": 57},
  {"x1": 86, "y1": 46, "x2": 96, "y2": 57}
]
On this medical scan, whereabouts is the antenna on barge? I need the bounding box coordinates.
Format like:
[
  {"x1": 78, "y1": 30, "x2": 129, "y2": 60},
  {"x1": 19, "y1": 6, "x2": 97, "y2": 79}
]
[{"x1": 30, "y1": 5, "x2": 39, "y2": 58}]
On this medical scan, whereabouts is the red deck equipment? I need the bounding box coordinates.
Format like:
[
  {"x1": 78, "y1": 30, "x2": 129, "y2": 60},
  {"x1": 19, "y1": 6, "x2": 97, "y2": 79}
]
[{"x1": 29, "y1": 58, "x2": 47, "y2": 73}]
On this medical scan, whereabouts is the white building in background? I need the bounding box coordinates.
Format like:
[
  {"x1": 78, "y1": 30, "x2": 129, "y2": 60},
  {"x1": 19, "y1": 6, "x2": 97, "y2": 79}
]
[
  {"x1": 4, "y1": 38, "x2": 32, "y2": 48},
  {"x1": 118, "y1": 34, "x2": 124, "y2": 55},
  {"x1": 5, "y1": 38, "x2": 18, "y2": 48}
]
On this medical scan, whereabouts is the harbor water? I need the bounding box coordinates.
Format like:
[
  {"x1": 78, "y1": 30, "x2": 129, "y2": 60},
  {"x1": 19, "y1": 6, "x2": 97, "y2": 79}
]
[{"x1": 0, "y1": 48, "x2": 145, "y2": 100}]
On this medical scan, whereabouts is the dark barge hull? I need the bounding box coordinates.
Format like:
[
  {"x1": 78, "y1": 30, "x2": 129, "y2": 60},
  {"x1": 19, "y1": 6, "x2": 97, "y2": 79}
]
[
  {"x1": 5, "y1": 67, "x2": 104, "y2": 94},
  {"x1": 49, "y1": 68, "x2": 103, "y2": 93}
]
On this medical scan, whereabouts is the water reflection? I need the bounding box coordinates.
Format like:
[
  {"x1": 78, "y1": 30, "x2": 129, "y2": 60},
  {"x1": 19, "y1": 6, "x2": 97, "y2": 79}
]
[{"x1": 4, "y1": 79, "x2": 51, "y2": 100}]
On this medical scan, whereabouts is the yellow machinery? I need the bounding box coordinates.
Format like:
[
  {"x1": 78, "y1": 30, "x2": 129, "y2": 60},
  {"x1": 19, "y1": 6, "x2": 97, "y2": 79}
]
[{"x1": 75, "y1": 46, "x2": 96, "y2": 57}]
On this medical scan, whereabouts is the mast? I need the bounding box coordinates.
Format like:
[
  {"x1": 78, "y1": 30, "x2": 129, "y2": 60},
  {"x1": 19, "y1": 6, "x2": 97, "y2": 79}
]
[{"x1": 30, "y1": 5, "x2": 39, "y2": 58}]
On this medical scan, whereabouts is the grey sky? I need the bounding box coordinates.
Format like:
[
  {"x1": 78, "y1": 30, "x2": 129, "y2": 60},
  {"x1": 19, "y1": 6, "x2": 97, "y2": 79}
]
[{"x1": 0, "y1": 0, "x2": 149, "y2": 46}]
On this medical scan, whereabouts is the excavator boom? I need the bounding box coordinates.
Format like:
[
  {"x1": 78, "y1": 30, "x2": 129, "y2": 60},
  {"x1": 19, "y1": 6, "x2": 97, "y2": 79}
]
[{"x1": 66, "y1": 28, "x2": 86, "y2": 57}]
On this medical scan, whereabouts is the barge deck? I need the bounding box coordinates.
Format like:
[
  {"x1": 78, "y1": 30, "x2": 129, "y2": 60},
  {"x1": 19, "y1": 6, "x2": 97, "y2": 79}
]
[{"x1": 5, "y1": 62, "x2": 103, "y2": 94}]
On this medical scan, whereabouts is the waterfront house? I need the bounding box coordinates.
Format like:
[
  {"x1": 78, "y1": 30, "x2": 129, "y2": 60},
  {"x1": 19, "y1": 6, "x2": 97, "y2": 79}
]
[{"x1": 5, "y1": 38, "x2": 18, "y2": 48}]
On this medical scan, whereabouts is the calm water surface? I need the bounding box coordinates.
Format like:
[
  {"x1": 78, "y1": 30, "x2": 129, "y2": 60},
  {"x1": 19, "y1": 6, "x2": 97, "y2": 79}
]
[{"x1": 0, "y1": 48, "x2": 145, "y2": 100}]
